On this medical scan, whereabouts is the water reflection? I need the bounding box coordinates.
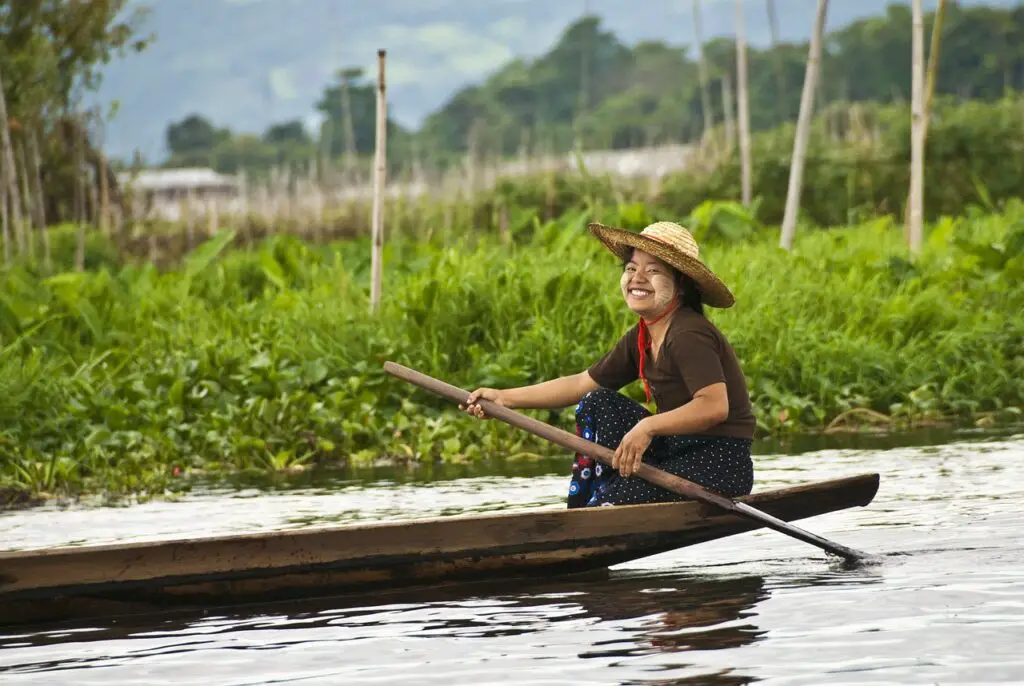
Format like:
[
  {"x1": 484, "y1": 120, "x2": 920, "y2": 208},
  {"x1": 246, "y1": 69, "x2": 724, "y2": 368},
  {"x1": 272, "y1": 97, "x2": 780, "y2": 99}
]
[{"x1": 0, "y1": 570, "x2": 772, "y2": 685}]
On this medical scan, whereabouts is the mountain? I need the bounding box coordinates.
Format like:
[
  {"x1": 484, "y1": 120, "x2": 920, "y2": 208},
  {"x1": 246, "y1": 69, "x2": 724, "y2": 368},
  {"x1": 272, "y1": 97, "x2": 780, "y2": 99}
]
[{"x1": 96, "y1": 0, "x2": 1018, "y2": 161}]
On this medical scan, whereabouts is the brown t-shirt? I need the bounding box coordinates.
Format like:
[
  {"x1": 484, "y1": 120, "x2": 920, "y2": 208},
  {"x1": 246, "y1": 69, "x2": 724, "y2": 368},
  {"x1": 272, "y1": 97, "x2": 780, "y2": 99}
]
[{"x1": 587, "y1": 308, "x2": 756, "y2": 439}]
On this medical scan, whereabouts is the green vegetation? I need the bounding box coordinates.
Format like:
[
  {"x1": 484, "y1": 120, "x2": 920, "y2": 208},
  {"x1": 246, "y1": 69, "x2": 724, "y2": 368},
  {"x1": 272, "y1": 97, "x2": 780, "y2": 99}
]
[
  {"x1": 657, "y1": 94, "x2": 1024, "y2": 225},
  {"x1": 124, "y1": 94, "x2": 1024, "y2": 270},
  {"x1": 164, "y1": 3, "x2": 1024, "y2": 175},
  {"x1": 2, "y1": 200, "x2": 1022, "y2": 505}
]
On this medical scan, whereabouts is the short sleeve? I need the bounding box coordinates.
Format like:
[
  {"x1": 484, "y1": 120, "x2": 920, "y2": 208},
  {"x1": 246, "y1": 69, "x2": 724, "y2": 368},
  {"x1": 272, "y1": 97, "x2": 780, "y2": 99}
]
[
  {"x1": 587, "y1": 327, "x2": 639, "y2": 390},
  {"x1": 666, "y1": 325, "x2": 726, "y2": 394}
]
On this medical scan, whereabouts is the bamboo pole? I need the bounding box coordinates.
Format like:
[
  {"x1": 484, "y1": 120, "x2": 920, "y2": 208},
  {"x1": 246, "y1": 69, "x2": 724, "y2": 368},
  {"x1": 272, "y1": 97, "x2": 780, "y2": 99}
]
[
  {"x1": 466, "y1": 120, "x2": 480, "y2": 197},
  {"x1": 207, "y1": 197, "x2": 218, "y2": 237},
  {"x1": 98, "y1": 150, "x2": 110, "y2": 236},
  {"x1": 721, "y1": 72, "x2": 735, "y2": 153},
  {"x1": 779, "y1": 0, "x2": 829, "y2": 251},
  {"x1": 735, "y1": 0, "x2": 753, "y2": 206},
  {"x1": 0, "y1": 67, "x2": 24, "y2": 256},
  {"x1": 15, "y1": 139, "x2": 35, "y2": 260},
  {"x1": 184, "y1": 190, "x2": 195, "y2": 251},
  {"x1": 369, "y1": 49, "x2": 387, "y2": 314},
  {"x1": 908, "y1": 0, "x2": 925, "y2": 255},
  {"x1": 29, "y1": 131, "x2": 49, "y2": 271},
  {"x1": 1, "y1": 157, "x2": 8, "y2": 265},
  {"x1": 904, "y1": 0, "x2": 946, "y2": 229},
  {"x1": 922, "y1": 1, "x2": 946, "y2": 147},
  {"x1": 574, "y1": 0, "x2": 591, "y2": 152},
  {"x1": 74, "y1": 116, "x2": 87, "y2": 272},
  {"x1": 692, "y1": 0, "x2": 715, "y2": 148},
  {"x1": 15, "y1": 140, "x2": 31, "y2": 226},
  {"x1": 765, "y1": 0, "x2": 789, "y2": 121},
  {"x1": 340, "y1": 71, "x2": 359, "y2": 185},
  {"x1": 87, "y1": 160, "x2": 99, "y2": 231}
]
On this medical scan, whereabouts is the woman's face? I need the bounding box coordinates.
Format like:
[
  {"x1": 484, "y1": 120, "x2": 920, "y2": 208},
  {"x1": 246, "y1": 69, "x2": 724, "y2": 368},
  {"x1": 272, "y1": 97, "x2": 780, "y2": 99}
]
[{"x1": 620, "y1": 249, "x2": 677, "y2": 317}]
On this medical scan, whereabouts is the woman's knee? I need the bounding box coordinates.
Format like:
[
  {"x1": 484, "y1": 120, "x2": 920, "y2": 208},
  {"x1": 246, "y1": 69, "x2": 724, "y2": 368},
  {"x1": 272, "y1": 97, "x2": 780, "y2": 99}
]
[{"x1": 575, "y1": 388, "x2": 623, "y2": 418}]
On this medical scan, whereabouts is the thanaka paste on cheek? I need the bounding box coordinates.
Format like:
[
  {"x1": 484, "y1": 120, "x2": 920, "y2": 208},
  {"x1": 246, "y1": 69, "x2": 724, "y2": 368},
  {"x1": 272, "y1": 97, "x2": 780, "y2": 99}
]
[
  {"x1": 619, "y1": 270, "x2": 632, "y2": 299},
  {"x1": 650, "y1": 274, "x2": 676, "y2": 311}
]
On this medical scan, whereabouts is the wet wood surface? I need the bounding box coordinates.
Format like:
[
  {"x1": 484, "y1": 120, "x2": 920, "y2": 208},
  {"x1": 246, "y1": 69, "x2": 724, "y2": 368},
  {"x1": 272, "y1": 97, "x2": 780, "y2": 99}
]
[{"x1": 0, "y1": 473, "x2": 879, "y2": 627}]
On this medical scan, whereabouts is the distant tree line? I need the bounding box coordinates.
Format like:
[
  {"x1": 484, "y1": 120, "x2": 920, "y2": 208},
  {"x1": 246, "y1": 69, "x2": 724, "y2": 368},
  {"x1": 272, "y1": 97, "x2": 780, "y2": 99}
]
[{"x1": 163, "y1": 2, "x2": 1024, "y2": 179}]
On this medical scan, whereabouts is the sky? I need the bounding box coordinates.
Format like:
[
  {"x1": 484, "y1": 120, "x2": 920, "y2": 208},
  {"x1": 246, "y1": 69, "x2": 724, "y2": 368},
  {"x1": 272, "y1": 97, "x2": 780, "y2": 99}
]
[{"x1": 99, "y1": 0, "x2": 1007, "y2": 159}]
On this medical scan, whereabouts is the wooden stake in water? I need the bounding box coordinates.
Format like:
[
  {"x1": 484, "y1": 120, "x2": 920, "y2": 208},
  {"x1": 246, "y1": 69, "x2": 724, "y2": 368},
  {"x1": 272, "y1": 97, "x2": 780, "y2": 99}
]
[
  {"x1": 904, "y1": 0, "x2": 945, "y2": 232},
  {"x1": 735, "y1": 0, "x2": 753, "y2": 206},
  {"x1": 909, "y1": 0, "x2": 925, "y2": 255},
  {"x1": 370, "y1": 49, "x2": 388, "y2": 314},
  {"x1": 779, "y1": 0, "x2": 829, "y2": 251}
]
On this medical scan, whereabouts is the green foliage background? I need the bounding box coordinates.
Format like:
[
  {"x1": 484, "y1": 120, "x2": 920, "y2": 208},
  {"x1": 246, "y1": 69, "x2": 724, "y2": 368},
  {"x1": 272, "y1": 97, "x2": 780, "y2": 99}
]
[{"x1": 2, "y1": 201, "x2": 1022, "y2": 502}]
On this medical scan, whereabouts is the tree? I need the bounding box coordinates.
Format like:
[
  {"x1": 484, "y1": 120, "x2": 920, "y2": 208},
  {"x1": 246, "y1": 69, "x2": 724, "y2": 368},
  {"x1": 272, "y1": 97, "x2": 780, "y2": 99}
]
[
  {"x1": 0, "y1": 1, "x2": 151, "y2": 118},
  {"x1": 166, "y1": 115, "x2": 231, "y2": 156},
  {"x1": 263, "y1": 120, "x2": 311, "y2": 147},
  {"x1": 0, "y1": 0, "x2": 152, "y2": 232},
  {"x1": 316, "y1": 69, "x2": 377, "y2": 157}
]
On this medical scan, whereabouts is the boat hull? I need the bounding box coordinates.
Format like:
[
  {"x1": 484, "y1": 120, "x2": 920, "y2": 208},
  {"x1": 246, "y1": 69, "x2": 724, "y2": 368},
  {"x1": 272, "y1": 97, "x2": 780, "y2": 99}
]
[{"x1": 0, "y1": 473, "x2": 879, "y2": 627}]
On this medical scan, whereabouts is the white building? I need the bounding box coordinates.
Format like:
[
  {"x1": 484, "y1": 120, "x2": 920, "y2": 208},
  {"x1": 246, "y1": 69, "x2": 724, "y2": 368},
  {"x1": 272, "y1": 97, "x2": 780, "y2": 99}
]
[{"x1": 118, "y1": 167, "x2": 242, "y2": 220}]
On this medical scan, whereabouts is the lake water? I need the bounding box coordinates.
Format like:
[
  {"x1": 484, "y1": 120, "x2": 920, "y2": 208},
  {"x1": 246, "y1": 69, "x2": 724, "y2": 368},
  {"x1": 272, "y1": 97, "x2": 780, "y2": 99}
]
[{"x1": 2, "y1": 428, "x2": 1023, "y2": 684}]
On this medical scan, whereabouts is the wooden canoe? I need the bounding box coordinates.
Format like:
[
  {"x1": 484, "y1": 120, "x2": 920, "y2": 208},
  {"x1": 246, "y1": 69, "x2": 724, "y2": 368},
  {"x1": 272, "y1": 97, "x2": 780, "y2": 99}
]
[{"x1": 0, "y1": 473, "x2": 879, "y2": 628}]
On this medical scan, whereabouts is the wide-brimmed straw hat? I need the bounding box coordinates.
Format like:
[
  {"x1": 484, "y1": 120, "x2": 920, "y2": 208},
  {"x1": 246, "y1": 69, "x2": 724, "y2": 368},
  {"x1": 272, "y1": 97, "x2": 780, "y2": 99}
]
[{"x1": 588, "y1": 220, "x2": 735, "y2": 308}]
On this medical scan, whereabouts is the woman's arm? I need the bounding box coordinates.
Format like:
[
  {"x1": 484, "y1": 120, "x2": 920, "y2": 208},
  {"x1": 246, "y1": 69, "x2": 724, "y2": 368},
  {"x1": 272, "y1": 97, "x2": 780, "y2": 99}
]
[
  {"x1": 462, "y1": 371, "x2": 601, "y2": 417},
  {"x1": 641, "y1": 382, "x2": 729, "y2": 436},
  {"x1": 502, "y1": 371, "x2": 601, "y2": 409},
  {"x1": 612, "y1": 383, "x2": 729, "y2": 477}
]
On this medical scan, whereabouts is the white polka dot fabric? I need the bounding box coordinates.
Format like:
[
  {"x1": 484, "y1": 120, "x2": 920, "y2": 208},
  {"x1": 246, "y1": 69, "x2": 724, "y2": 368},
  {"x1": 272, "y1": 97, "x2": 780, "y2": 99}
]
[{"x1": 567, "y1": 389, "x2": 754, "y2": 508}]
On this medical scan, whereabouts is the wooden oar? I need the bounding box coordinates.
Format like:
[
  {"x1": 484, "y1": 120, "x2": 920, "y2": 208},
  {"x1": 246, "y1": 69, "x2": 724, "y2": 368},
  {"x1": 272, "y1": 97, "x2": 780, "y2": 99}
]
[{"x1": 383, "y1": 361, "x2": 876, "y2": 563}]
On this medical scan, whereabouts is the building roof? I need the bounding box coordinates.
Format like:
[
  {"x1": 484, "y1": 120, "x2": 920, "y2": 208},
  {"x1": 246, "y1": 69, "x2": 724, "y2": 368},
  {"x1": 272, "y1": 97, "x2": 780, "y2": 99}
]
[{"x1": 117, "y1": 167, "x2": 239, "y2": 192}]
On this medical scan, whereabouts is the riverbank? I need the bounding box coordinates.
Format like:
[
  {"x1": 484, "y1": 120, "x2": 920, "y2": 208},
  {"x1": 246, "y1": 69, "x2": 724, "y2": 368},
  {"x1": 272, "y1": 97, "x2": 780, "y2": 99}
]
[{"x1": 1, "y1": 203, "x2": 1022, "y2": 504}]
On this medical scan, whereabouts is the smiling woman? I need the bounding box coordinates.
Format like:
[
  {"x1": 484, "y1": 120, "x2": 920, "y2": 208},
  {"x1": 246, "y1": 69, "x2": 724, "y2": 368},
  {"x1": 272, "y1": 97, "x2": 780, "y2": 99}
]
[{"x1": 462, "y1": 221, "x2": 756, "y2": 509}]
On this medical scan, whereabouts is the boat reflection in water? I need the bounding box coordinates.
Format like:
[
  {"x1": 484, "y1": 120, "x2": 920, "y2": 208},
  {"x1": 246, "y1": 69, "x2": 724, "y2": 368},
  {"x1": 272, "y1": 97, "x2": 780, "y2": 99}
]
[{"x1": 1, "y1": 568, "x2": 770, "y2": 685}]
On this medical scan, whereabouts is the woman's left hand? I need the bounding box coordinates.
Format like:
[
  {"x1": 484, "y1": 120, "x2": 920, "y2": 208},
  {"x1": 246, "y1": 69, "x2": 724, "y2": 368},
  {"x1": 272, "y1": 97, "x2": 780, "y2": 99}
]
[{"x1": 614, "y1": 420, "x2": 653, "y2": 477}]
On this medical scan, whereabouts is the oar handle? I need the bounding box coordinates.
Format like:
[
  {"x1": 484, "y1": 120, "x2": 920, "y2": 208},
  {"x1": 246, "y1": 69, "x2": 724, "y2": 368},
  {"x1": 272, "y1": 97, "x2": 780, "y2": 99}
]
[
  {"x1": 383, "y1": 361, "x2": 872, "y2": 562},
  {"x1": 383, "y1": 362, "x2": 717, "y2": 500}
]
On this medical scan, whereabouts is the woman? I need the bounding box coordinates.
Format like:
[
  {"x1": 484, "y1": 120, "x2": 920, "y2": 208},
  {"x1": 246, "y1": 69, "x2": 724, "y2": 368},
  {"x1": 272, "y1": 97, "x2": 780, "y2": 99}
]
[{"x1": 462, "y1": 220, "x2": 756, "y2": 508}]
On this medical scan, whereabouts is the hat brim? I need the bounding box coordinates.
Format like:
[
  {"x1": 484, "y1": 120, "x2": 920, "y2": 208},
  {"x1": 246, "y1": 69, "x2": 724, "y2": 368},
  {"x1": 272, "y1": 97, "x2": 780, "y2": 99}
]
[{"x1": 588, "y1": 223, "x2": 735, "y2": 308}]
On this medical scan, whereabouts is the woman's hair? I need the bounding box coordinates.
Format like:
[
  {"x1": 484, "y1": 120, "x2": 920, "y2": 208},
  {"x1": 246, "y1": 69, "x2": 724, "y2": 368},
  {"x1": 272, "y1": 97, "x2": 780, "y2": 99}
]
[{"x1": 675, "y1": 270, "x2": 705, "y2": 317}]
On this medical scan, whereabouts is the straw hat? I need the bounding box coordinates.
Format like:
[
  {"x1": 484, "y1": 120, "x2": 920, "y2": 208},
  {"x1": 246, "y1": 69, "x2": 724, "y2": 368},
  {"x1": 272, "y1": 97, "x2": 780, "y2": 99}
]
[{"x1": 588, "y1": 221, "x2": 735, "y2": 308}]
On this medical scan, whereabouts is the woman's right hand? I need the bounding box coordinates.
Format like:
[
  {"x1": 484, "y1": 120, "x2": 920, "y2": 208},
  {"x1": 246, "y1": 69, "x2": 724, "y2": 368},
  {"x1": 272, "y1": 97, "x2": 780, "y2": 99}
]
[{"x1": 460, "y1": 388, "x2": 508, "y2": 419}]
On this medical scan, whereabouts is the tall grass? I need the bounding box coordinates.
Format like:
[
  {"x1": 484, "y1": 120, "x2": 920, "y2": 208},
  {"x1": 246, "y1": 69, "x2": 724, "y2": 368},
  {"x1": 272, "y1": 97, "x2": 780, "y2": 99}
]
[{"x1": 1, "y1": 201, "x2": 1022, "y2": 503}]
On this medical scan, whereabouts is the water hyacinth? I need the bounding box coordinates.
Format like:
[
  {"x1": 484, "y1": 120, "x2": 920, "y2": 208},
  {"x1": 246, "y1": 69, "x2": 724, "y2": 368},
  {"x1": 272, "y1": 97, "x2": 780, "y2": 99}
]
[{"x1": 1, "y1": 201, "x2": 1022, "y2": 504}]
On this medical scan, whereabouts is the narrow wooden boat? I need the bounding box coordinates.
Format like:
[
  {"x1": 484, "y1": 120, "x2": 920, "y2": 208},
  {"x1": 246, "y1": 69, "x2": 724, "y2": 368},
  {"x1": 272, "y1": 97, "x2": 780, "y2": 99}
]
[{"x1": 0, "y1": 473, "x2": 879, "y2": 628}]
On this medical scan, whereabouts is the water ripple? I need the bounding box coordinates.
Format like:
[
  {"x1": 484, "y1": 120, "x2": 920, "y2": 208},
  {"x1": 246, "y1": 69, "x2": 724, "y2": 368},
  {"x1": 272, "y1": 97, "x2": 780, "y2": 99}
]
[{"x1": 1, "y1": 434, "x2": 1023, "y2": 684}]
